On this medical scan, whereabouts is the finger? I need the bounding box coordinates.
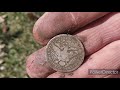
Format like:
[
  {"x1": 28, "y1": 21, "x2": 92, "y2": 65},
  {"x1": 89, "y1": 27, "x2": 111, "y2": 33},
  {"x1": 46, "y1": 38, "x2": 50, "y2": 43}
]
[
  {"x1": 33, "y1": 12, "x2": 109, "y2": 45},
  {"x1": 47, "y1": 40, "x2": 120, "y2": 78},
  {"x1": 26, "y1": 47, "x2": 55, "y2": 78},
  {"x1": 103, "y1": 75, "x2": 120, "y2": 78},
  {"x1": 76, "y1": 12, "x2": 120, "y2": 56}
]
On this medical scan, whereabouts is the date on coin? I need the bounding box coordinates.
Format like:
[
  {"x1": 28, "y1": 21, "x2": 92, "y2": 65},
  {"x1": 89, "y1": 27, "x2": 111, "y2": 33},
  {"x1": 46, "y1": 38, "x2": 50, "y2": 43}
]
[{"x1": 46, "y1": 34, "x2": 85, "y2": 72}]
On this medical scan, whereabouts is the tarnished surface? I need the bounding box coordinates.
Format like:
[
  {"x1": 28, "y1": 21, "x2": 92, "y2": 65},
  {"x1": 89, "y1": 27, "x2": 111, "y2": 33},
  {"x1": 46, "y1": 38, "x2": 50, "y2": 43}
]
[{"x1": 46, "y1": 34, "x2": 85, "y2": 72}]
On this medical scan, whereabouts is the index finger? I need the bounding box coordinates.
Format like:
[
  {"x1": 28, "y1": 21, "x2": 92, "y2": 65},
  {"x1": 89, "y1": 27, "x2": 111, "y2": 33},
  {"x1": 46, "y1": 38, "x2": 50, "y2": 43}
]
[{"x1": 33, "y1": 12, "x2": 109, "y2": 45}]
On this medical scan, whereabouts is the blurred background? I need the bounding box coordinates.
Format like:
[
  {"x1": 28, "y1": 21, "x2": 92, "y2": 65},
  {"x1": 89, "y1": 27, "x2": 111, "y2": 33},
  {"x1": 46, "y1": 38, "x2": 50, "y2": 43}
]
[{"x1": 0, "y1": 12, "x2": 44, "y2": 78}]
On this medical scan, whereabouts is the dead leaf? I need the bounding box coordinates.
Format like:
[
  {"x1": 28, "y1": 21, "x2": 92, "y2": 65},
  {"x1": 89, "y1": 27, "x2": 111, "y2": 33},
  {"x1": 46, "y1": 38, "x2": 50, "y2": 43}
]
[
  {"x1": 26, "y1": 12, "x2": 39, "y2": 21},
  {"x1": 0, "y1": 15, "x2": 8, "y2": 33},
  {"x1": 0, "y1": 59, "x2": 4, "y2": 64},
  {"x1": 0, "y1": 40, "x2": 5, "y2": 58},
  {"x1": 0, "y1": 16, "x2": 4, "y2": 23}
]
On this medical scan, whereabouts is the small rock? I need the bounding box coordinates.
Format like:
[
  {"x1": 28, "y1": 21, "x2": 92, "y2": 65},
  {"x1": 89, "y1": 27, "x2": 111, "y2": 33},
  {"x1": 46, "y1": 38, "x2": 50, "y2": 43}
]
[
  {"x1": 0, "y1": 44, "x2": 5, "y2": 49},
  {"x1": 0, "y1": 66, "x2": 5, "y2": 71}
]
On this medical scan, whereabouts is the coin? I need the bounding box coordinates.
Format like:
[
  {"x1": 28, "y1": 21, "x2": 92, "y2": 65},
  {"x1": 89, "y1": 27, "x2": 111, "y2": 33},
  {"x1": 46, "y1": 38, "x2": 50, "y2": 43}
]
[{"x1": 46, "y1": 34, "x2": 85, "y2": 72}]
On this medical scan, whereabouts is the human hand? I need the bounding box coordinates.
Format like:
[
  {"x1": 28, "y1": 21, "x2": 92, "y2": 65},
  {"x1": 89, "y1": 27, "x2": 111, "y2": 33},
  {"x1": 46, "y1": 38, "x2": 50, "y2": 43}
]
[{"x1": 26, "y1": 12, "x2": 120, "y2": 78}]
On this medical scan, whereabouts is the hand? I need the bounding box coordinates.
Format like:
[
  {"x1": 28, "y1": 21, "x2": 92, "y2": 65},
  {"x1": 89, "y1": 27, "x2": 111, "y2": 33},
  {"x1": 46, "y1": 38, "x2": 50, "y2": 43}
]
[{"x1": 26, "y1": 12, "x2": 120, "y2": 78}]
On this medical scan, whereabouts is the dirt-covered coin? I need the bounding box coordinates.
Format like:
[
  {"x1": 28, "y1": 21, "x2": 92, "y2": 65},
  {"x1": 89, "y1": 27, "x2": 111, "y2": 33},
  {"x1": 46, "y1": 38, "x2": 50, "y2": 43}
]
[{"x1": 46, "y1": 34, "x2": 85, "y2": 72}]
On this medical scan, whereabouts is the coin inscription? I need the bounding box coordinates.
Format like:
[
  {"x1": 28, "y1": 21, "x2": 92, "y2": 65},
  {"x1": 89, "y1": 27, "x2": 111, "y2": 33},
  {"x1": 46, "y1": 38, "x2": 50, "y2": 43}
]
[{"x1": 46, "y1": 34, "x2": 85, "y2": 72}]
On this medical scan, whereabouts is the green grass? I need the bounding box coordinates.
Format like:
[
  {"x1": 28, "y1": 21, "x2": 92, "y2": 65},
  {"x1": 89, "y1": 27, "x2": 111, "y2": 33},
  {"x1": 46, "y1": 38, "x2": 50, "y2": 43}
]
[{"x1": 0, "y1": 12, "x2": 44, "y2": 78}]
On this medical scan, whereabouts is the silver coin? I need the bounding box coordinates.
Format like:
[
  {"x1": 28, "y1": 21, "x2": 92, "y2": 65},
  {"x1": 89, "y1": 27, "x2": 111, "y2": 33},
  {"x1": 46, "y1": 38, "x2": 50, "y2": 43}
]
[{"x1": 46, "y1": 34, "x2": 85, "y2": 72}]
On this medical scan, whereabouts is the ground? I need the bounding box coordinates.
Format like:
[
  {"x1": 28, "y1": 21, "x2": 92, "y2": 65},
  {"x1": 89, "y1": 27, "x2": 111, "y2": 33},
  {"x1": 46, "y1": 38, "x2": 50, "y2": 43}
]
[{"x1": 0, "y1": 12, "x2": 44, "y2": 78}]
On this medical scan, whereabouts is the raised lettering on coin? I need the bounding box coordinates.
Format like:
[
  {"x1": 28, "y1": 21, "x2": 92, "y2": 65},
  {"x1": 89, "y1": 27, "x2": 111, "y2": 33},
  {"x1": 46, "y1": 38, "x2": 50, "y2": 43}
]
[{"x1": 46, "y1": 34, "x2": 85, "y2": 72}]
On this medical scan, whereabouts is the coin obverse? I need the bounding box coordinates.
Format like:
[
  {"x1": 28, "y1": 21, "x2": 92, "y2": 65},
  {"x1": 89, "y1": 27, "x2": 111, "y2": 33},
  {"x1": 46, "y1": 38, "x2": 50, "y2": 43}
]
[{"x1": 46, "y1": 34, "x2": 85, "y2": 72}]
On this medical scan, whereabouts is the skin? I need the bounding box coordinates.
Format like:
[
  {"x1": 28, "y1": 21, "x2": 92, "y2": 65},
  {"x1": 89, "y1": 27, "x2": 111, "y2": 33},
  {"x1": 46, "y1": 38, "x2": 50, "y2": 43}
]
[{"x1": 26, "y1": 12, "x2": 120, "y2": 78}]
